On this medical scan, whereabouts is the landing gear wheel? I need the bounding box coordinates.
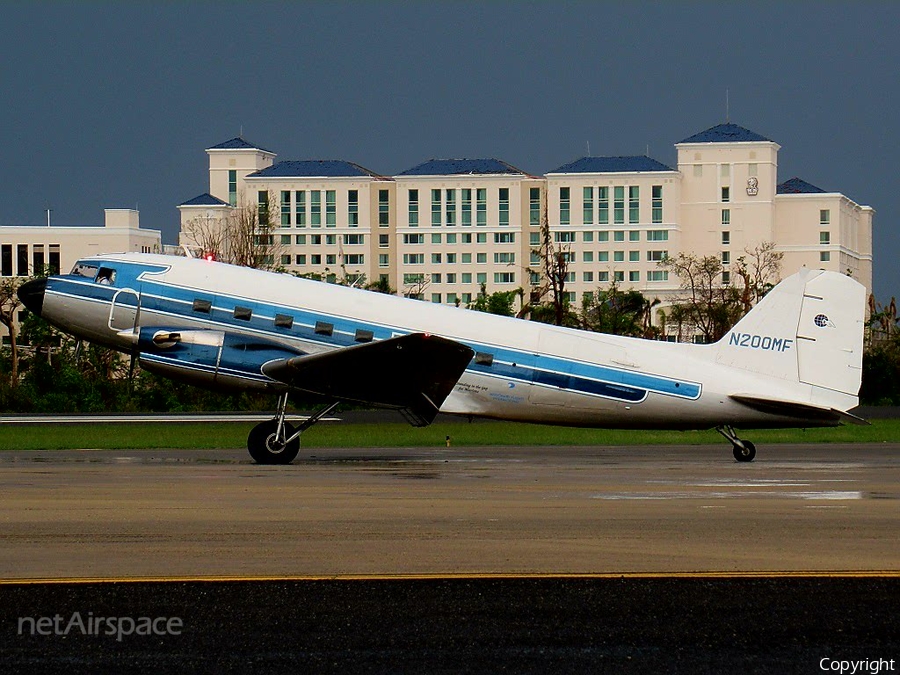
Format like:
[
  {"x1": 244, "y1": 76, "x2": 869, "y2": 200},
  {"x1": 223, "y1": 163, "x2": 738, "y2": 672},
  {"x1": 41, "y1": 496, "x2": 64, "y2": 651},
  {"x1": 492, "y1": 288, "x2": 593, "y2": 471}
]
[
  {"x1": 248, "y1": 420, "x2": 300, "y2": 465},
  {"x1": 732, "y1": 440, "x2": 756, "y2": 463}
]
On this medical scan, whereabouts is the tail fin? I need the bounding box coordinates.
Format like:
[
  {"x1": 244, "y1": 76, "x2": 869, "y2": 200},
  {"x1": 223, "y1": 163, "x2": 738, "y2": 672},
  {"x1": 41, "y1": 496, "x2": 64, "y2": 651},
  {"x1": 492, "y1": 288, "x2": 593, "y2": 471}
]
[{"x1": 714, "y1": 269, "x2": 865, "y2": 402}]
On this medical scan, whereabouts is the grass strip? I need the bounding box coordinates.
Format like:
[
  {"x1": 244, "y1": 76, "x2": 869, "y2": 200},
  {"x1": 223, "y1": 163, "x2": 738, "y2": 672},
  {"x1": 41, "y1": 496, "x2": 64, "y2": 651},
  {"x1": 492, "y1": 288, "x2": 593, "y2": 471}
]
[{"x1": 0, "y1": 418, "x2": 898, "y2": 451}]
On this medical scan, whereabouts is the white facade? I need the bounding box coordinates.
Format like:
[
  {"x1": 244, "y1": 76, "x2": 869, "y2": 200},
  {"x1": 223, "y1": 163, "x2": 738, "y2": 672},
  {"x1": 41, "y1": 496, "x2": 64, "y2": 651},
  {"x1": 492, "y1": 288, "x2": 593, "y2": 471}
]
[{"x1": 179, "y1": 124, "x2": 873, "y2": 320}]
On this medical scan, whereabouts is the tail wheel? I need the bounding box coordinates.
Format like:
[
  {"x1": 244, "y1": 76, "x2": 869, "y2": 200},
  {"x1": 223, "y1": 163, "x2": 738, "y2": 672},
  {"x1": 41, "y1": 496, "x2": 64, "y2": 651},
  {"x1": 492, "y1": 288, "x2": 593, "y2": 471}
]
[
  {"x1": 248, "y1": 420, "x2": 300, "y2": 465},
  {"x1": 733, "y1": 441, "x2": 756, "y2": 463}
]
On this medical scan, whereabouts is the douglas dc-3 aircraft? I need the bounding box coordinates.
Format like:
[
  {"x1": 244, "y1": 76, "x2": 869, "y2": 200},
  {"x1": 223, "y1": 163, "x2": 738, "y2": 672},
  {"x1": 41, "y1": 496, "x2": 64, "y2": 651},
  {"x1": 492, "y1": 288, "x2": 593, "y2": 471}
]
[{"x1": 17, "y1": 253, "x2": 867, "y2": 464}]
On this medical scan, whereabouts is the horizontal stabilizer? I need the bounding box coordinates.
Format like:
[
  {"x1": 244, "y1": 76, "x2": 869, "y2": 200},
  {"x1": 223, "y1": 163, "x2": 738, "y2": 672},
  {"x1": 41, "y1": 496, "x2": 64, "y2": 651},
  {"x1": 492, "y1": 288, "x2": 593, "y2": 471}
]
[
  {"x1": 263, "y1": 333, "x2": 474, "y2": 426},
  {"x1": 729, "y1": 395, "x2": 870, "y2": 426}
]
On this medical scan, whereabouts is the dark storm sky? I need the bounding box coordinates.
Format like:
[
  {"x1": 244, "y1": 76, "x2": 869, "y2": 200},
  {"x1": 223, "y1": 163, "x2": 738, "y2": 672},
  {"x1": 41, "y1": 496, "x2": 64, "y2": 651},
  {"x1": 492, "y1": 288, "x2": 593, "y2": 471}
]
[{"x1": 2, "y1": 1, "x2": 897, "y2": 296}]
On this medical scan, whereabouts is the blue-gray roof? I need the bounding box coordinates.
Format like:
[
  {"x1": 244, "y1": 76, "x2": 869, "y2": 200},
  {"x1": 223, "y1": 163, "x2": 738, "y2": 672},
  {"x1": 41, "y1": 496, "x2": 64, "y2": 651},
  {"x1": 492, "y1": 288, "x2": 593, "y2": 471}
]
[
  {"x1": 548, "y1": 155, "x2": 673, "y2": 174},
  {"x1": 397, "y1": 158, "x2": 526, "y2": 176},
  {"x1": 179, "y1": 193, "x2": 230, "y2": 207},
  {"x1": 777, "y1": 177, "x2": 826, "y2": 194},
  {"x1": 207, "y1": 137, "x2": 275, "y2": 153},
  {"x1": 678, "y1": 123, "x2": 772, "y2": 144},
  {"x1": 248, "y1": 160, "x2": 383, "y2": 179}
]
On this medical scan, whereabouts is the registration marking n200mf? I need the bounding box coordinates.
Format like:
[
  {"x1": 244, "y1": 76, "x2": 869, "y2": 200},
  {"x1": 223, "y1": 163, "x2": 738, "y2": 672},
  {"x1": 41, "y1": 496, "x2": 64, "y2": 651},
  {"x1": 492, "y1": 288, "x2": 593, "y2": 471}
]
[{"x1": 728, "y1": 333, "x2": 794, "y2": 352}]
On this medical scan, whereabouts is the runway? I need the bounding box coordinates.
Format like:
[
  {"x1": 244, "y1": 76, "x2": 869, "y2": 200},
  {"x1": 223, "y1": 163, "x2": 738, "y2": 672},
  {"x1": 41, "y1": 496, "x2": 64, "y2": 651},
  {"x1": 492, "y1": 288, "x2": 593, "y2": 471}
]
[
  {"x1": 0, "y1": 443, "x2": 897, "y2": 578},
  {"x1": 2, "y1": 443, "x2": 898, "y2": 673}
]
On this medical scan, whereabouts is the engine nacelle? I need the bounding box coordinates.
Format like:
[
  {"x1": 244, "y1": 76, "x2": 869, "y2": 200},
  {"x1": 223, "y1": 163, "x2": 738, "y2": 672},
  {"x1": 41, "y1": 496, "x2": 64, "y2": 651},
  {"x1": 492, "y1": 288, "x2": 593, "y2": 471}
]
[{"x1": 135, "y1": 327, "x2": 304, "y2": 391}]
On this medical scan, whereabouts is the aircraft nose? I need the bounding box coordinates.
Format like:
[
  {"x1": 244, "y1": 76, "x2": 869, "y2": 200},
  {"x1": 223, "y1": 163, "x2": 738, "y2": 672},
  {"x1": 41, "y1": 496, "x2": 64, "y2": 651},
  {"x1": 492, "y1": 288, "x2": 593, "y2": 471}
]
[{"x1": 17, "y1": 277, "x2": 47, "y2": 317}]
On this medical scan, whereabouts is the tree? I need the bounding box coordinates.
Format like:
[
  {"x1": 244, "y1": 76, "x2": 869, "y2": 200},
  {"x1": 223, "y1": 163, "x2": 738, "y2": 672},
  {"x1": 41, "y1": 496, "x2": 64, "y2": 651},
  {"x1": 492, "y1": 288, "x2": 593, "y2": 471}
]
[
  {"x1": 0, "y1": 278, "x2": 24, "y2": 386},
  {"x1": 581, "y1": 281, "x2": 660, "y2": 338},
  {"x1": 659, "y1": 253, "x2": 743, "y2": 343},
  {"x1": 733, "y1": 242, "x2": 783, "y2": 314},
  {"x1": 468, "y1": 283, "x2": 518, "y2": 316}
]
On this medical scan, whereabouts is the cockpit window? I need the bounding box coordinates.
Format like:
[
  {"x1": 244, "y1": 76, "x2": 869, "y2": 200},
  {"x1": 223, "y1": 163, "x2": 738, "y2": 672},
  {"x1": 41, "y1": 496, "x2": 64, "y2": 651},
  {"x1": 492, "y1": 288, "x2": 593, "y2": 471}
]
[
  {"x1": 71, "y1": 262, "x2": 99, "y2": 278},
  {"x1": 96, "y1": 267, "x2": 116, "y2": 285}
]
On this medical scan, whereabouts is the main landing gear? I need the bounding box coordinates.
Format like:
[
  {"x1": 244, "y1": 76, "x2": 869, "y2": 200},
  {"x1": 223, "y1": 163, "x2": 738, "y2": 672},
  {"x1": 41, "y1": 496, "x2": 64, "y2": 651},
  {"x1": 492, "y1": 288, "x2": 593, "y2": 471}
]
[
  {"x1": 716, "y1": 425, "x2": 757, "y2": 463},
  {"x1": 247, "y1": 392, "x2": 339, "y2": 465}
]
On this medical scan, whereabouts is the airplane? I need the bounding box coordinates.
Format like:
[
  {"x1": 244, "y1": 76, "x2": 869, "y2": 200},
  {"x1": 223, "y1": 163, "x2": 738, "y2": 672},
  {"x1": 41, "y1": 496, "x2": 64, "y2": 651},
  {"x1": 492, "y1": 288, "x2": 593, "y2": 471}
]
[{"x1": 17, "y1": 252, "x2": 867, "y2": 464}]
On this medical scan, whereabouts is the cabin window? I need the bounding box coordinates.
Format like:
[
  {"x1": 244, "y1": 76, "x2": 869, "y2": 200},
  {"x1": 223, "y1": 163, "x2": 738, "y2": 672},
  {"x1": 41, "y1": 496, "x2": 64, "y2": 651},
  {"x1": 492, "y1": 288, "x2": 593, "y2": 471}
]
[
  {"x1": 355, "y1": 329, "x2": 374, "y2": 343},
  {"x1": 474, "y1": 352, "x2": 494, "y2": 366},
  {"x1": 233, "y1": 306, "x2": 252, "y2": 321},
  {"x1": 192, "y1": 299, "x2": 212, "y2": 313},
  {"x1": 274, "y1": 314, "x2": 294, "y2": 329},
  {"x1": 71, "y1": 261, "x2": 98, "y2": 279},
  {"x1": 315, "y1": 321, "x2": 333, "y2": 336}
]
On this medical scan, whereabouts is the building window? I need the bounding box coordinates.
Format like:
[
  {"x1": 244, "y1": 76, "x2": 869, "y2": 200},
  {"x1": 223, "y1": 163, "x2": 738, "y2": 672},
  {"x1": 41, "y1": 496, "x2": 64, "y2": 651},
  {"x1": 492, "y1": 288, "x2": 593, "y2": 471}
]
[
  {"x1": 629, "y1": 271, "x2": 640, "y2": 282},
  {"x1": 583, "y1": 187, "x2": 593, "y2": 225},
  {"x1": 647, "y1": 270, "x2": 668, "y2": 282},
  {"x1": 721, "y1": 186, "x2": 730, "y2": 203},
  {"x1": 311, "y1": 234, "x2": 322, "y2": 245},
  {"x1": 431, "y1": 189, "x2": 441, "y2": 226},
  {"x1": 476, "y1": 253, "x2": 487, "y2": 264},
  {"x1": 432, "y1": 253, "x2": 442, "y2": 264},
  {"x1": 32, "y1": 244, "x2": 44, "y2": 274},
  {"x1": 647, "y1": 229, "x2": 668, "y2": 241},
  {"x1": 530, "y1": 187, "x2": 541, "y2": 226},
  {"x1": 344, "y1": 254, "x2": 364, "y2": 266},
  {"x1": 408, "y1": 189, "x2": 418, "y2": 226},
  {"x1": 295, "y1": 191, "x2": 306, "y2": 227},
  {"x1": 446, "y1": 189, "x2": 456, "y2": 226},
  {"x1": 378, "y1": 189, "x2": 389, "y2": 226},
  {"x1": 326, "y1": 234, "x2": 336, "y2": 245},
  {"x1": 476, "y1": 232, "x2": 487, "y2": 243},
  {"x1": 614, "y1": 271, "x2": 625, "y2": 282},
  {"x1": 559, "y1": 187, "x2": 570, "y2": 225},
  {"x1": 614, "y1": 186, "x2": 625, "y2": 224},
  {"x1": 431, "y1": 233, "x2": 442, "y2": 244},
  {"x1": 494, "y1": 272, "x2": 515, "y2": 284},
  {"x1": 721, "y1": 251, "x2": 730, "y2": 265},
  {"x1": 345, "y1": 234, "x2": 364, "y2": 245},
  {"x1": 613, "y1": 231, "x2": 625, "y2": 242},
  {"x1": 721, "y1": 209, "x2": 730, "y2": 226},
  {"x1": 49, "y1": 244, "x2": 60, "y2": 274},
  {"x1": 722, "y1": 271, "x2": 731, "y2": 284},
  {"x1": 613, "y1": 251, "x2": 624, "y2": 262},
  {"x1": 379, "y1": 234, "x2": 389, "y2": 248},
  {"x1": 820, "y1": 232, "x2": 830, "y2": 245},
  {"x1": 646, "y1": 250, "x2": 667, "y2": 262},
  {"x1": 403, "y1": 233, "x2": 424, "y2": 245},
  {"x1": 598, "y1": 251, "x2": 609, "y2": 262},
  {"x1": 530, "y1": 231, "x2": 540, "y2": 246},
  {"x1": 494, "y1": 232, "x2": 515, "y2": 244},
  {"x1": 348, "y1": 190, "x2": 359, "y2": 227},
  {"x1": 598, "y1": 187, "x2": 609, "y2": 225},
  {"x1": 599, "y1": 271, "x2": 609, "y2": 282},
  {"x1": 296, "y1": 255, "x2": 306, "y2": 265},
  {"x1": 17, "y1": 244, "x2": 28, "y2": 276},
  {"x1": 555, "y1": 232, "x2": 575, "y2": 243},
  {"x1": 583, "y1": 271, "x2": 593, "y2": 283},
  {"x1": 403, "y1": 253, "x2": 424, "y2": 265},
  {"x1": 476, "y1": 272, "x2": 487, "y2": 284},
  {"x1": 281, "y1": 191, "x2": 291, "y2": 226},
  {"x1": 326, "y1": 254, "x2": 336, "y2": 265},
  {"x1": 598, "y1": 231, "x2": 609, "y2": 243},
  {"x1": 258, "y1": 190, "x2": 270, "y2": 226},
  {"x1": 628, "y1": 186, "x2": 639, "y2": 224},
  {"x1": 583, "y1": 251, "x2": 594, "y2": 263},
  {"x1": 446, "y1": 273, "x2": 456, "y2": 283},
  {"x1": 499, "y1": 188, "x2": 509, "y2": 226},
  {"x1": 462, "y1": 272, "x2": 472, "y2": 283},
  {"x1": 820, "y1": 251, "x2": 831, "y2": 262},
  {"x1": 310, "y1": 190, "x2": 321, "y2": 227},
  {"x1": 379, "y1": 254, "x2": 389, "y2": 267},
  {"x1": 431, "y1": 293, "x2": 442, "y2": 303},
  {"x1": 476, "y1": 188, "x2": 487, "y2": 226},
  {"x1": 462, "y1": 189, "x2": 472, "y2": 226},
  {"x1": 431, "y1": 273, "x2": 442, "y2": 284},
  {"x1": 228, "y1": 170, "x2": 237, "y2": 207},
  {"x1": 820, "y1": 209, "x2": 830, "y2": 226},
  {"x1": 722, "y1": 231, "x2": 730, "y2": 245},
  {"x1": 462, "y1": 253, "x2": 472, "y2": 263},
  {"x1": 651, "y1": 186, "x2": 662, "y2": 224},
  {"x1": 311, "y1": 254, "x2": 321, "y2": 265},
  {"x1": 629, "y1": 250, "x2": 640, "y2": 262},
  {"x1": 629, "y1": 231, "x2": 640, "y2": 242},
  {"x1": 583, "y1": 231, "x2": 594, "y2": 243},
  {"x1": 494, "y1": 252, "x2": 515, "y2": 264},
  {"x1": 281, "y1": 234, "x2": 291, "y2": 245}
]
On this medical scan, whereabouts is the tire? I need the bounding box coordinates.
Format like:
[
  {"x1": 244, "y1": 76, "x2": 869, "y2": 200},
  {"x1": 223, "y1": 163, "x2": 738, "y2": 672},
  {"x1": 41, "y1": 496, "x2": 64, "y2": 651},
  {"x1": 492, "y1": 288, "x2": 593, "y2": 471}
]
[
  {"x1": 248, "y1": 420, "x2": 300, "y2": 465},
  {"x1": 733, "y1": 440, "x2": 756, "y2": 463}
]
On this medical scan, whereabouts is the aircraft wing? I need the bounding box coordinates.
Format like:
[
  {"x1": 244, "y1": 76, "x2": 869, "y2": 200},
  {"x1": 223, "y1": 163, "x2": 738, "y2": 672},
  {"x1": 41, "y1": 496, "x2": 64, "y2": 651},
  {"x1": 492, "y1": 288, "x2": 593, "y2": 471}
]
[
  {"x1": 262, "y1": 333, "x2": 475, "y2": 426},
  {"x1": 729, "y1": 395, "x2": 870, "y2": 426}
]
